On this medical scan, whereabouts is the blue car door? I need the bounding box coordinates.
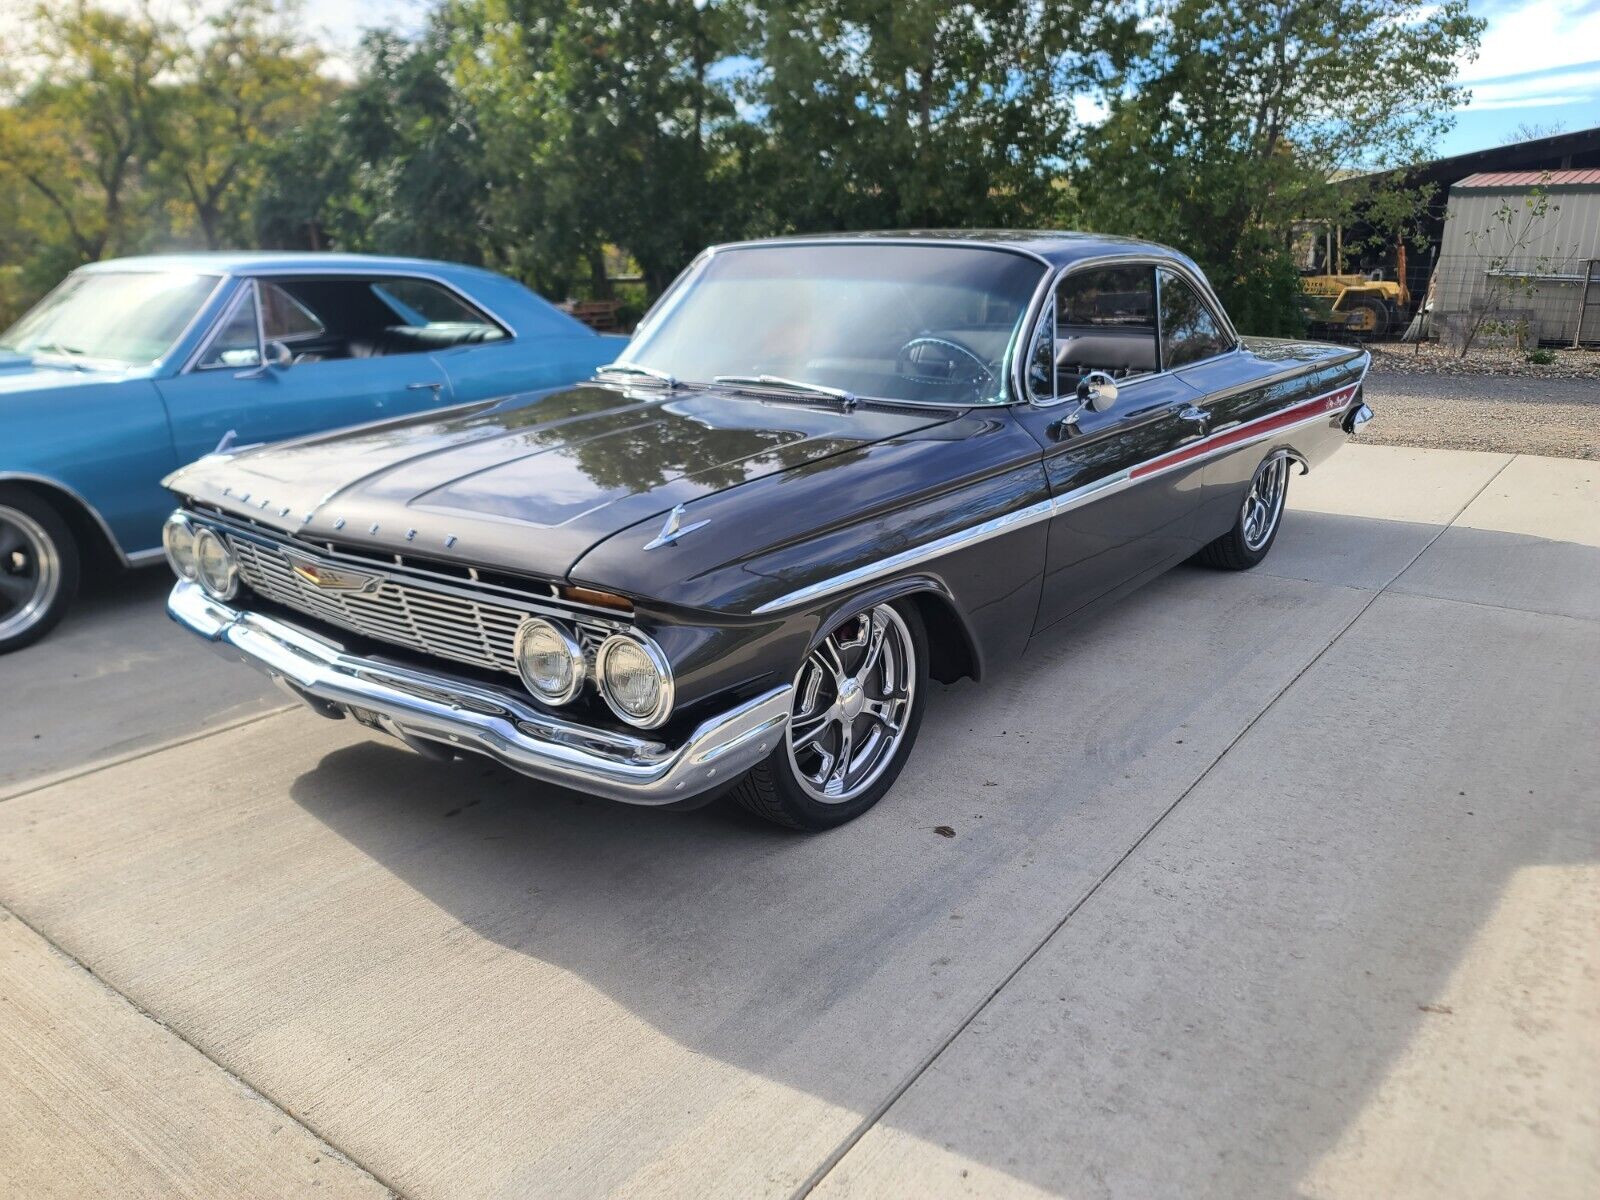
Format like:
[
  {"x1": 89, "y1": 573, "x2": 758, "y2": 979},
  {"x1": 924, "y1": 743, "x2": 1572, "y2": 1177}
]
[{"x1": 155, "y1": 279, "x2": 453, "y2": 464}]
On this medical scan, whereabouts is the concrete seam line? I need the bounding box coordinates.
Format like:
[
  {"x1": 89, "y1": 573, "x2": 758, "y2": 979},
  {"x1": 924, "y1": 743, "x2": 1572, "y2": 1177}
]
[
  {"x1": 0, "y1": 899, "x2": 410, "y2": 1200},
  {"x1": 0, "y1": 706, "x2": 298, "y2": 805},
  {"x1": 797, "y1": 454, "x2": 1519, "y2": 1199}
]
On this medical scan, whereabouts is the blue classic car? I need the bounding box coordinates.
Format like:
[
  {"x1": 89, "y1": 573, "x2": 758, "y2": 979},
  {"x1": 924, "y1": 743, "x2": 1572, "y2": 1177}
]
[{"x1": 0, "y1": 252, "x2": 624, "y2": 650}]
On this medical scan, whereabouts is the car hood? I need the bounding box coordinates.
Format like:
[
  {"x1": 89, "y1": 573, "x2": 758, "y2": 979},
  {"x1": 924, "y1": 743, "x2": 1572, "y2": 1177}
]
[
  {"x1": 166, "y1": 383, "x2": 959, "y2": 581},
  {"x1": 0, "y1": 352, "x2": 128, "y2": 394}
]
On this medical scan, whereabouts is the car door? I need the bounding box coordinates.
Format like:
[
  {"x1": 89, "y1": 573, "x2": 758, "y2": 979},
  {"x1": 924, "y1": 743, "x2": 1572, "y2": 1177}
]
[
  {"x1": 155, "y1": 278, "x2": 452, "y2": 464},
  {"x1": 1010, "y1": 261, "x2": 1211, "y2": 632}
]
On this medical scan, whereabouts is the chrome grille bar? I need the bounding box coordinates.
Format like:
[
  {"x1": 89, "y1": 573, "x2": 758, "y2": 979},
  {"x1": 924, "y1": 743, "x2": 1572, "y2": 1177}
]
[{"x1": 219, "y1": 529, "x2": 618, "y2": 678}]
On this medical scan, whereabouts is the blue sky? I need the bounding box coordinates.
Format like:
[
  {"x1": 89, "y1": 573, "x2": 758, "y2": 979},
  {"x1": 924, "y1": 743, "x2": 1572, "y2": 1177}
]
[{"x1": 3, "y1": 0, "x2": 1596, "y2": 160}]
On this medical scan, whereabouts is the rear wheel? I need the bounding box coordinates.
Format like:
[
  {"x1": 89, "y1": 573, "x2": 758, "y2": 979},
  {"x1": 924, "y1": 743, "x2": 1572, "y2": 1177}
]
[
  {"x1": 0, "y1": 486, "x2": 80, "y2": 653},
  {"x1": 1195, "y1": 453, "x2": 1290, "y2": 571},
  {"x1": 727, "y1": 601, "x2": 927, "y2": 830}
]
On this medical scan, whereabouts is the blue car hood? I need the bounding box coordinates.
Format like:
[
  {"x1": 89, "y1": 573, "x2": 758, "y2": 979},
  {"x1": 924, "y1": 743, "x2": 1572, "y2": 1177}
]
[{"x1": 0, "y1": 352, "x2": 129, "y2": 394}]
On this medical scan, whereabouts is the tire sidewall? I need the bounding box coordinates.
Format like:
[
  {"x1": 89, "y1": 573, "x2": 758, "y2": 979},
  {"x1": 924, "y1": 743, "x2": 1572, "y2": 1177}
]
[
  {"x1": 0, "y1": 485, "x2": 81, "y2": 653},
  {"x1": 1233, "y1": 457, "x2": 1290, "y2": 566},
  {"x1": 758, "y1": 599, "x2": 931, "y2": 830}
]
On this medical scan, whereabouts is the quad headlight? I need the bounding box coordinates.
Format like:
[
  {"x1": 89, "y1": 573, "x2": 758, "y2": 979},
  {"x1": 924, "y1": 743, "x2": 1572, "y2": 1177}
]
[
  {"x1": 162, "y1": 512, "x2": 199, "y2": 580},
  {"x1": 514, "y1": 617, "x2": 586, "y2": 705},
  {"x1": 192, "y1": 526, "x2": 239, "y2": 600},
  {"x1": 596, "y1": 633, "x2": 674, "y2": 728}
]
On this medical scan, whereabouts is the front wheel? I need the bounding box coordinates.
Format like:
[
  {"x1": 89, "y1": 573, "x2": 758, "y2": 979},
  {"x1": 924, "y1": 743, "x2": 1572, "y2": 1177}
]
[
  {"x1": 0, "y1": 485, "x2": 80, "y2": 653},
  {"x1": 727, "y1": 601, "x2": 928, "y2": 830},
  {"x1": 1194, "y1": 452, "x2": 1290, "y2": 571}
]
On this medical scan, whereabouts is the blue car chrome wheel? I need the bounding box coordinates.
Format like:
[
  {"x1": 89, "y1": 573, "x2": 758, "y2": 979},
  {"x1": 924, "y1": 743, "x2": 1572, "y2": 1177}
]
[{"x1": 0, "y1": 489, "x2": 78, "y2": 653}]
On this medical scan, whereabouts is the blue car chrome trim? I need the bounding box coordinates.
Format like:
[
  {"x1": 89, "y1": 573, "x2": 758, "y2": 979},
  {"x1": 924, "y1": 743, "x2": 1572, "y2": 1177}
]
[
  {"x1": 751, "y1": 377, "x2": 1366, "y2": 615},
  {"x1": 167, "y1": 579, "x2": 788, "y2": 804}
]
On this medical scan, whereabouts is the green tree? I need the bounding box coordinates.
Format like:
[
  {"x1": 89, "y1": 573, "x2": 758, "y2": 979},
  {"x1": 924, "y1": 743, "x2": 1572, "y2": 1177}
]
[
  {"x1": 151, "y1": 0, "x2": 331, "y2": 249},
  {"x1": 749, "y1": 0, "x2": 1107, "y2": 233},
  {"x1": 0, "y1": 1, "x2": 175, "y2": 263},
  {"x1": 1076, "y1": 0, "x2": 1483, "y2": 333}
]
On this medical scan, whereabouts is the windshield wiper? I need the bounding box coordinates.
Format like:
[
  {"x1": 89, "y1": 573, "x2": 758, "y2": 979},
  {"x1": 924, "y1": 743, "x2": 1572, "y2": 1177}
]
[
  {"x1": 30, "y1": 341, "x2": 91, "y2": 369},
  {"x1": 596, "y1": 361, "x2": 679, "y2": 388},
  {"x1": 712, "y1": 374, "x2": 857, "y2": 410}
]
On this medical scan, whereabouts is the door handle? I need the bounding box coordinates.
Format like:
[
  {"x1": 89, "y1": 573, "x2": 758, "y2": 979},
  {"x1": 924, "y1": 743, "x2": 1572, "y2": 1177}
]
[
  {"x1": 408, "y1": 381, "x2": 445, "y2": 393},
  {"x1": 1178, "y1": 405, "x2": 1211, "y2": 433}
]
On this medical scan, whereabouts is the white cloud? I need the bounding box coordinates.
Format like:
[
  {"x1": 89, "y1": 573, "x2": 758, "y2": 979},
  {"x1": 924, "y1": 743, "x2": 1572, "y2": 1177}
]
[
  {"x1": 1464, "y1": 61, "x2": 1600, "y2": 110},
  {"x1": 1457, "y1": 0, "x2": 1600, "y2": 83}
]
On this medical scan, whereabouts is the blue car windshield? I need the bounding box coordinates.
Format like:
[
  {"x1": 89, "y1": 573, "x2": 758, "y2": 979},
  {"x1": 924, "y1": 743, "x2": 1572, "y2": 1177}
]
[
  {"x1": 623, "y1": 243, "x2": 1046, "y2": 406},
  {"x1": 0, "y1": 271, "x2": 219, "y2": 365}
]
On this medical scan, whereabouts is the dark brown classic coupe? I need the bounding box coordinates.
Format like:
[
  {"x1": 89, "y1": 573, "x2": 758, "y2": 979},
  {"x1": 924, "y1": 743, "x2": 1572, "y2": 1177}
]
[{"x1": 163, "y1": 233, "x2": 1372, "y2": 829}]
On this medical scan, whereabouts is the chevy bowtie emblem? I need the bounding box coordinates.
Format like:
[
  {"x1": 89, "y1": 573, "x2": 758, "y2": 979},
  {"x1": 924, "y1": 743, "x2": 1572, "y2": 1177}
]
[{"x1": 285, "y1": 552, "x2": 379, "y2": 592}]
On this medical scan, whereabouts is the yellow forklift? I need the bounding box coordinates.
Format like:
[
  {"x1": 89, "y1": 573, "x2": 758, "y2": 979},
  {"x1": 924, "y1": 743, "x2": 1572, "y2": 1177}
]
[{"x1": 1298, "y1": 225, "x2": 1412, "y2": 339}]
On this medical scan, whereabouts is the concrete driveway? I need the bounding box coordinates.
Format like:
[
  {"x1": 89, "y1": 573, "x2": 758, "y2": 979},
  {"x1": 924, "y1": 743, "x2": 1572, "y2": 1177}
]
[{"x1": 1, "y1": 444, "x2": 1595, "y2": 1199}]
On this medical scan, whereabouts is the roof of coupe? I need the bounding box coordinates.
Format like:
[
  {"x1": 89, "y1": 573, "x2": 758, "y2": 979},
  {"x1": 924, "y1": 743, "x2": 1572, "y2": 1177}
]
[
  {"x1": 710, "y1": 229, "x2": 1196, "y2": 269},
  {"x1": 80, "y1": 250, "x2": 507, "y2": 280}
]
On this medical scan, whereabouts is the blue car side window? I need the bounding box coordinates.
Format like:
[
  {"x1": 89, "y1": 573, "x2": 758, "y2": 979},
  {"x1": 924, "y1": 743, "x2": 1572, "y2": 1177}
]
[{"x1": 199, "y1": 287, "x2": 262, "y2": 370}]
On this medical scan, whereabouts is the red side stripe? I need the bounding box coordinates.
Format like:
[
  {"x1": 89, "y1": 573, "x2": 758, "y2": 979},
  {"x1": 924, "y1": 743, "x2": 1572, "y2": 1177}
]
[{"x1": 1129, "y1": 386, "x2": 1357, "y2": 481}]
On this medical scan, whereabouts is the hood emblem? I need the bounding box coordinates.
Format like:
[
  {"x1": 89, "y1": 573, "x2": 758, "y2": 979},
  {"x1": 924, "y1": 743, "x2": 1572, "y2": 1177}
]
[
  {"x1": 643, "y1": 503, "x2": 710, "y2": 551},
  {"x1": 285, "y1": 551, "x2": 381, "y2": 593}
]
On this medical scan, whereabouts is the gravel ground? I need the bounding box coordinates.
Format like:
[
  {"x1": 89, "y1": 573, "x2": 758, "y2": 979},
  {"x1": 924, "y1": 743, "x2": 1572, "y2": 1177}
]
[
  {"x1": 1368, "y1": 342, "x2": 1600, "y2": 381},
  {"x1": 1362, "y1": 361, "x2": 1600, "y2": 460}
]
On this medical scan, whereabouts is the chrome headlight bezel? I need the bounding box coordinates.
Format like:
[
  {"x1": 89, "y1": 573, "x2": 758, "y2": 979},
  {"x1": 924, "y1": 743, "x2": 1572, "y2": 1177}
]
[
  {"x1": 162, "y1": 511, "x2": 199, "y2": 581},
  {"x1": 192, "y1": 525, "x2": 239, "y2": 601},
  {"x1": 595, "y1": 633, "x2": 674, "y2": 729},
  {"x1": 513, "y1": 616, "x2": 587, "y2": 705}
]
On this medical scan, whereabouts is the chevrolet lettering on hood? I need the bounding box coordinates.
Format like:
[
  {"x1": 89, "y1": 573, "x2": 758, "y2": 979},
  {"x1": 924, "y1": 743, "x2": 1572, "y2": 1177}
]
[{"x1": 161, "y1": 232, "x2": 1373, "y2": 831}]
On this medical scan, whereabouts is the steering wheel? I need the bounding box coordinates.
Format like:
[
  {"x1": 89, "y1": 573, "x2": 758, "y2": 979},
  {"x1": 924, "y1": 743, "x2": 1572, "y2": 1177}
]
[{"x1": 894, "y1": 336, "x2": 996, "y2": 388}]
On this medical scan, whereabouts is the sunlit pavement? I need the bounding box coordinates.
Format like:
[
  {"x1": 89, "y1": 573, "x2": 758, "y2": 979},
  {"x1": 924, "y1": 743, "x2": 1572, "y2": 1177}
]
[{"x1": 2, "y1": 445, "x2": 1595, "y2": 1199}]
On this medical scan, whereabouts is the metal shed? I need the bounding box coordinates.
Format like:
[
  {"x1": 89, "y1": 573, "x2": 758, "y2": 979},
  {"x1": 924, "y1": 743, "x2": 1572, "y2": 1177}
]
[{"x1": 1431, "y1": 169, "x2": 1600, "y2": 346}]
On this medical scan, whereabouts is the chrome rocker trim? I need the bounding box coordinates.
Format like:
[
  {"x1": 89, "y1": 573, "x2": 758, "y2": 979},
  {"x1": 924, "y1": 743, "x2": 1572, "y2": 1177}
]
[{"x1": 168, "y1": 580, "x2": 790, "y2": 805}]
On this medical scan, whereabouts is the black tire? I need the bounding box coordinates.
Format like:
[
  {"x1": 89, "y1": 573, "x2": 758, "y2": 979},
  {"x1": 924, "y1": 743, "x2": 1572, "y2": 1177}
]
[
  {"x1": 1343, "y1": 295, "x2": 1388, "y2": 339},
  {"x1": 1195, "y1": 453, "x2": 1291, "y2": 571},
  {"x1": 727, "y1": 599, "x2": 929, "y2": 830},
  {"x1": 0, "y1": 485, "x2": 81, "y2": 653}
]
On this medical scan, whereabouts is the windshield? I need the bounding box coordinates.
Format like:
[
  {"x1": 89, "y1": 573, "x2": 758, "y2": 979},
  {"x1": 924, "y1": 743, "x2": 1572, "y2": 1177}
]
[
  {"x1": 0, "y1": 271, "x2": 219, "y2": 366},
  {"x1": 623, "y1": 243, "x2": 1046, "y2": 406}
]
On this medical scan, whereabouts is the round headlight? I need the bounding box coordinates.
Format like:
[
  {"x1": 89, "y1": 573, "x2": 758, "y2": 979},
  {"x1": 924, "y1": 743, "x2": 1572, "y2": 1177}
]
[
  {"x1": 192, "y1": 526, "x2": 238, "y2": 600},
  {"x1": 162, "y1": 513, "x2": 199, "y2": 580},
  {"x1": 597, "y1": 634, "x2": 673, "y2": 728},
  {"x1": 514, "y1": 617, "x2": 585, "y2": 704}
]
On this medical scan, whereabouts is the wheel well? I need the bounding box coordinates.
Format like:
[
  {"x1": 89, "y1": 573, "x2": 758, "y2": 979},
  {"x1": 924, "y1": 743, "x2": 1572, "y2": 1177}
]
[
  {"x1": 0, "y1": 478, "x2": 123, "y2": 573},
  {"x1": 903, "y1": 591, "x2": 979, "y2": 684}
]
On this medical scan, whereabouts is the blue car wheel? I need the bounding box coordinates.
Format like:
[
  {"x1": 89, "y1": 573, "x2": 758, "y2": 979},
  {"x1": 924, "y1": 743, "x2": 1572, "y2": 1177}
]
[{"x1": 0, "y1": 485, "x2": 80, "y2": 653}]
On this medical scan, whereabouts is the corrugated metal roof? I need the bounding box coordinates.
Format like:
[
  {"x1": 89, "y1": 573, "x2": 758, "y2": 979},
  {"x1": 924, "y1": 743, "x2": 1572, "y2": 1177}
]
[{"x1": 1455, "y1": 169, "x2": 1600, "y2": 188}]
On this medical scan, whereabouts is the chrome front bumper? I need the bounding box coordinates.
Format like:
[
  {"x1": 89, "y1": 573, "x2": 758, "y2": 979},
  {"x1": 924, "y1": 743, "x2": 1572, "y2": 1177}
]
[{"x1": 167, "y1": 581, "x2": 790, "y2": 805}]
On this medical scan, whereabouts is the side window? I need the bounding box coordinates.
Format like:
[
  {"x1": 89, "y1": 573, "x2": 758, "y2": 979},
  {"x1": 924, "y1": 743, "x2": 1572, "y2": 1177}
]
[
  {"x1": 372, "y1": 279, "x2": 501, "y2": 331},
  {"x1": 1044, "y1": 265, "x2": 1158, "y2": 397},
  {"x1": 198, "y1": 286, "x2": 261, "y2": 369},
  {"x1": 259, "y1": 282, "x2": 324, "y2": 342},
  {"x1": 1159, "y1": 269, "x2": 1230, "y2": 369}
]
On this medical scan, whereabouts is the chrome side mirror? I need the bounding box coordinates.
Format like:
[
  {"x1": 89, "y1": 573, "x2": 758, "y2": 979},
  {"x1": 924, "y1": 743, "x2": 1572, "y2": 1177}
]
[{"x1": 1076, "y1": 370, "x2": 1119, "y2": 413}]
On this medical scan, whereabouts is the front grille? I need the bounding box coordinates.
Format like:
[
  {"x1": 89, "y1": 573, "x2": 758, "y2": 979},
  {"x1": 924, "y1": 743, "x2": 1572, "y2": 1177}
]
[{"x1": 221, "y1": 530, "x2": 615, "y2": 678}]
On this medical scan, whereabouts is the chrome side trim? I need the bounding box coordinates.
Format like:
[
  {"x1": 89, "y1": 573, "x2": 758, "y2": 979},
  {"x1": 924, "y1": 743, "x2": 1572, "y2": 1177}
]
[
  {"x1": 0, "y1": 471, "x2": 132, "y2": 565},
  {"x1": 168, "y1": 580, "x2": 788, "y2": 805},
  {"x1": 751, "y1": 379, "x2": 1361, "y2": 615},
  {"x1": 751, "y1": 497, "x2": 1057, "y2": 615}
]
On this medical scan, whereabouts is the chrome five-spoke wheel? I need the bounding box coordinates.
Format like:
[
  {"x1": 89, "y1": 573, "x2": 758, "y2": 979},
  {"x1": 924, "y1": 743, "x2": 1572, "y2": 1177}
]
[
  {"x1": 1195, "y1": 451, "x2": 1292, "y2": 571},
  {"x1": 1241, "y1": 453, "x2": 1289, "y2": 552},
  {"x1": 727, "y1": 599, "x2": 928, "y2": 829},
  {"x1": 787, "y1": 605, "x2": 916, "y2": 804},
  {"x1": 0, "y1": 488, "x2": 80, "y2": 653}
]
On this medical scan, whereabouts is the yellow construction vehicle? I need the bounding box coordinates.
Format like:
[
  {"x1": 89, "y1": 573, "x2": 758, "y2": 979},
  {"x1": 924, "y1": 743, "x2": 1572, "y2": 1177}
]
[{"x1": 1297, "y1": 227, "x2": 1412, "y2": 339}]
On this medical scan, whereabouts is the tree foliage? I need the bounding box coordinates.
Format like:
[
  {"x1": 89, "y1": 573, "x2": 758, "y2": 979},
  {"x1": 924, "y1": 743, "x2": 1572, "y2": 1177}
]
[{"x1": 0, "y1": 0, "x2": 1485, "y2": 334}]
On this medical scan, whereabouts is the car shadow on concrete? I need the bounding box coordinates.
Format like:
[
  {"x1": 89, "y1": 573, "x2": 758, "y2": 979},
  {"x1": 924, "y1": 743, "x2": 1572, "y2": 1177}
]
[{"x1": 274, "y1": 511, "x2": 1598, "y2": 1193}]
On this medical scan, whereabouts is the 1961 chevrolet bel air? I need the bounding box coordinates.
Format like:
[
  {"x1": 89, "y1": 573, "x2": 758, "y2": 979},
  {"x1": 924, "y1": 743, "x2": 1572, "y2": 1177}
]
[
  {"x1": 0, "y1": 252, "x2": 621, "y2": 651},
  {"x1": 162, "y1": 232, "x2": 1373, "y2": 829}
]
